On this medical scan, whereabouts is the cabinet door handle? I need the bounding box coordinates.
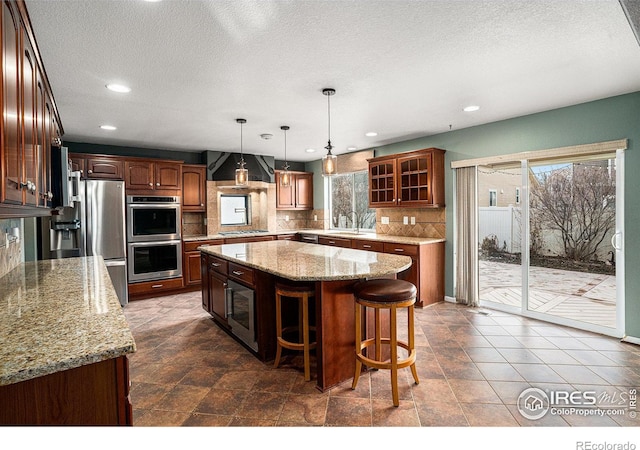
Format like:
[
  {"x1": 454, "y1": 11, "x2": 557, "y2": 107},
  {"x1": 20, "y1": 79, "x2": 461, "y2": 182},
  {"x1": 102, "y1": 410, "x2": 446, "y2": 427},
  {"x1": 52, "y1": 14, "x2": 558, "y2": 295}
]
[
  {"x1": 328, "y1": 240, "x2": 335, "y2": 244},
  {"x1": 151, "y1": 284, "x2": 163, "y2": 288},
  {"x1": 156, "y1": 182, "x2": 160, "y2": 186},
  {"x1": 210, "y1": 262, "x2": 220, "y2": 267},
  {"x1": 149, "y1": 183, "x2": 153, "y2": 187},
  {"x1": 88, "y1": 169, "x2": 93, "y2": 174},
  {"x1": 363, "y1": 245, "x2": 371, "y2": 248},
  {"x1": 394, "y1": 248, "x2": 404, "y2": 252},
  {"x1": 232, "y1": 270, "x2": 244, "y2": 276}
]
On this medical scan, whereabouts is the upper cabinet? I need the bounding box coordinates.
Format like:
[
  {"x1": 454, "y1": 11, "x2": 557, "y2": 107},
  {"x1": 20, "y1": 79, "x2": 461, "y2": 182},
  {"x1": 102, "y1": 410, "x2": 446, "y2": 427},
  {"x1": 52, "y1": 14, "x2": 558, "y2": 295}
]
[
  {"x1": 368, "y1": 148, "x2": 445, "y2": 208},
  {"x1": 1, "y1": 1, "x2": 63, "y2": 217},
  {"x1": 69, "y1": 153, "x2": 124, "y2": 180},
  {"x1": 275, "y1": 170, "x2": 313, "y2": 210},
  {"x1": 125, "y1": 160, "x2": 181, "y2": 193},
  {"x1": 182, "y1": 164, "x2": 206, "y2": 212}
]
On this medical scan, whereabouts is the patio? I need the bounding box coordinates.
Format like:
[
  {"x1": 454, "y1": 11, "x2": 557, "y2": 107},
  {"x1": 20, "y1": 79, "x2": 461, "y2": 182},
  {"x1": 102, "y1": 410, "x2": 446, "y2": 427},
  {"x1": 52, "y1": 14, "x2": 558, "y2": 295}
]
[{"x1": 479, "y1": 260, "x2": 616, "y2": 329}]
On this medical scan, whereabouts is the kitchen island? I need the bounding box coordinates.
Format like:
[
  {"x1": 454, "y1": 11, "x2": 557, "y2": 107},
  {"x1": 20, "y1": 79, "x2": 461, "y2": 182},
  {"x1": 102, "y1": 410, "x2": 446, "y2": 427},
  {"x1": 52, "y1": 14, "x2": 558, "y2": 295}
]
[
  {"x1": 199, "y1": 239, "x2": 412, "y2": 391},
  {"x1": 0, "y1": 256, "x2": 136, "y2": 425}
]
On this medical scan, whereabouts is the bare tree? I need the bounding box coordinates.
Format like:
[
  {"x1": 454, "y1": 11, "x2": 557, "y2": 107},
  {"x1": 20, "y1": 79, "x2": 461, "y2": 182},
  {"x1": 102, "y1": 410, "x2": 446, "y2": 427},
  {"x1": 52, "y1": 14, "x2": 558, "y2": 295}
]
[{"x1": 530, "y1": 163, "x2": 615, "y2": 262}]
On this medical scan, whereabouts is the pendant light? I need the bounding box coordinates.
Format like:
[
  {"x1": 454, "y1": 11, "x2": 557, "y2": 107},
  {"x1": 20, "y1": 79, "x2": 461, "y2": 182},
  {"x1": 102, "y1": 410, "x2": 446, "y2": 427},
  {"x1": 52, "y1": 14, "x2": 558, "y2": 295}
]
[
  {"x1": 235, "y1": 118, "x2": 248, "y2": 186},
  {"x1": 321, "y1": 88, "x2": 337, "y2": 176},
  {"x1": 280, "y1": 125, "x2": 291, "y2": 187}
]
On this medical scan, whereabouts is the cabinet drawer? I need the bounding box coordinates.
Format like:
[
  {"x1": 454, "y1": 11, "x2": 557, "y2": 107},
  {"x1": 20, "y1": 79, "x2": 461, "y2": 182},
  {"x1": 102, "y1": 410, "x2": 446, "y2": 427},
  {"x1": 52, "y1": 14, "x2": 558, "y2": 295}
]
[
  {"x1": 208, "y1": 255, "x2": 228, "y2": 275},
  {"x1": 383, "y1": 242, "x2": 419, "y2": 257},
  {"x1": 228, "y1": 262, "x2": 254, "y2": 286},
  {"x1": 184, "y1": 239, "x2": 223, "y2": 252},
  {"x1": 318, "y1": 236, "x2": 352, "y2": 248},
  {"x1": 352, "y1": 239, "x2": 384, "y2": 252},
  {"x1": 128, "y1": 277, "x2": 183, "y2": 295}
]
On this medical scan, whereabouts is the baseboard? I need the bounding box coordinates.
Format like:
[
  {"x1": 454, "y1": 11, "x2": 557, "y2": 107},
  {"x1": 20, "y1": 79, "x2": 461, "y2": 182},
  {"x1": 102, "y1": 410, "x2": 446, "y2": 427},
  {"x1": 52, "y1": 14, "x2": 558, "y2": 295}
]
[
  {"x1": 444, "y1": 296, "x2": 457, "y2": 303},
  {"x1": 621, "y1": 335, "x2": 640, "y2": 346}
]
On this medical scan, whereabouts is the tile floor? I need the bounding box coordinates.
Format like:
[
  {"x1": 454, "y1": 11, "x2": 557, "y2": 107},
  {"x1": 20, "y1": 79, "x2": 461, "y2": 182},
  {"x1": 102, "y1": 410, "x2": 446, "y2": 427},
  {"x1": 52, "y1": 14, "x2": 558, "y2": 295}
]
[{"x1": 123, "y1": 290, "x2": 640, "y2": 427}]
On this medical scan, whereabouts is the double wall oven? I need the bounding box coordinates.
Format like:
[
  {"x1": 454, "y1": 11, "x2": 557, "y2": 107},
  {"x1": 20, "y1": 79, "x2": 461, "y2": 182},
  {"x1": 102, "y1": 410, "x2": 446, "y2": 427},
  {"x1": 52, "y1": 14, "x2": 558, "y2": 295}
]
[{"x1": 126, "y1": 196, "x2": 182, "y2": 283}]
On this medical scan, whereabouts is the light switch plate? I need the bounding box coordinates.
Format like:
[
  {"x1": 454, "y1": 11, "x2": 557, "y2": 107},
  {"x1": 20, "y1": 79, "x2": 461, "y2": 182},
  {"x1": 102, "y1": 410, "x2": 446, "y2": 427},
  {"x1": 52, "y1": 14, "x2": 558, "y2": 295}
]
[
  {"x1": 314, "y1": 215, "x2": 318, "y2": 221},
  {"x1": 381, "y1": 216, "x2": 389, "y2": 225},
  {"x1": 403, "y1": 216, "x2": 408, "y2": 225},
  {"x1": 411, "y1": 217, "x2": 416, "y2": 225},
  {"x1": 285, "y1": 215, "x2": 289, "y2": 221}
]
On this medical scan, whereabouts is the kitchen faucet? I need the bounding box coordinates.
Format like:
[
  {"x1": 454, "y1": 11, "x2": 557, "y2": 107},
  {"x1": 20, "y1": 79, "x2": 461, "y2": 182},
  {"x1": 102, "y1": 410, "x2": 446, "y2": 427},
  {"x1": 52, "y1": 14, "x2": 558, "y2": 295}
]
[{"x1": 349, "y1": 210, "x2": 360, "y2": 234}]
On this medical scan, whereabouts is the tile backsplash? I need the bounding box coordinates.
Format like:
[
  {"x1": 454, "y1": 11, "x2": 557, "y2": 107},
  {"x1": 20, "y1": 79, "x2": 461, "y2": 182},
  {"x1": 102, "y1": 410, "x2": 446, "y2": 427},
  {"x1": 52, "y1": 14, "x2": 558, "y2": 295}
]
[
  {"x1": 0, "y1": 219, "x2": 23, "y2": 279},
  {"x1": 375, "y1": 207, "x2": 446, "y2": 239}
]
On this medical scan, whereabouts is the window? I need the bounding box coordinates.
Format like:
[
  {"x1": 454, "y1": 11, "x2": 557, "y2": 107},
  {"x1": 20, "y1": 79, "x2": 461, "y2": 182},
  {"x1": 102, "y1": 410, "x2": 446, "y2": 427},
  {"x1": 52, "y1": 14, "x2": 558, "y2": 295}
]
[
  {"x1": 329, "y1": 171, "x2": 375, "y2": 231},
  {"x1": 220, "y1": 194, "x2": 250, "y2": 226},
  {"x1": 515, "y1": 187, "x2": 521, "y2": 204},
  {"x1": 489, "y1": 189, "x2": 497, "y2": 207}
]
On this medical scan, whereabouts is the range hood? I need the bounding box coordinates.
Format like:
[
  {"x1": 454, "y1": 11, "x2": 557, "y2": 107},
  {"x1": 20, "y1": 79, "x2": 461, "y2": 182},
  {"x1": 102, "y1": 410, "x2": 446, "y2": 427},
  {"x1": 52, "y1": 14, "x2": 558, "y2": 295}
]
[{"x1": 205, "y1": 151, "x2": 275, "y2": 183}]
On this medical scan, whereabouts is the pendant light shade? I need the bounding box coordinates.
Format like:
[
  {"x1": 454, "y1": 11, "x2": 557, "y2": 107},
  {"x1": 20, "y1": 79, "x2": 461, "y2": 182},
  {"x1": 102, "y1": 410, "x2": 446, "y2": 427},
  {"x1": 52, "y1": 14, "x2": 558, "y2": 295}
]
[
  {"x1": 235, "y1": 118, "x2": 248, "y2": 186},
  {"x1": 321, "y1": 88, "x2": 337, "y2": 177},
  {"x1": 280, "y1": 125, "x2": 291, "y2": 187}
]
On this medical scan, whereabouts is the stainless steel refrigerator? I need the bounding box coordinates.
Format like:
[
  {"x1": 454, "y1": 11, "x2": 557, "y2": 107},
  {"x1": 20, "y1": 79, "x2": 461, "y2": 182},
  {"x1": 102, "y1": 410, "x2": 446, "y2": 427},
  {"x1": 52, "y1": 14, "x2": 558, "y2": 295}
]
[{"x1": 43, "y1": 178, "x2": 128, "y2": 306}]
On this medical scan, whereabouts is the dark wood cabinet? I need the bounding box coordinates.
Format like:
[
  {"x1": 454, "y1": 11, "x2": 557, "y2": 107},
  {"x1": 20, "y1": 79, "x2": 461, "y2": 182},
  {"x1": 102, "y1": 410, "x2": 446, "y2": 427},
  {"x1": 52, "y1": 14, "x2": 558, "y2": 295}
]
[
  {"x1": 204, "y1": 253, "x2": 229, "y2": 326},
  {"x1": 318, "y1": 236, "x2": 352, "y2": 248},
  {"x1": 275, "y1": 170, "x2": 313, "y2": 210},
  {"x1": 277, "y1": 233, "x2": 297, "y2": 241},
  {"x1": 183, "y1": 239, "x2": 223, "y2": 287},
  {"x1": 351, "y1": 238, "x2": 384, "y2": 252},
  {"x1": 86, "y1": 156, "x2": 124, "y2": 179},
  {"x1": 368, "y1": 148, "x2": 445, "y2": 208},
  {"x1": 0, "y1": 355, "x2": 132, "y2": 425},
  {"x1": 182, "y1": 164, "x2": 206, "y2": 212},
  {"x1": 1, "y1": 0, "x2": 62, "y2": 216},
  {"x1": 125, "y1": 160, "x2": 181, "y2": 192}
]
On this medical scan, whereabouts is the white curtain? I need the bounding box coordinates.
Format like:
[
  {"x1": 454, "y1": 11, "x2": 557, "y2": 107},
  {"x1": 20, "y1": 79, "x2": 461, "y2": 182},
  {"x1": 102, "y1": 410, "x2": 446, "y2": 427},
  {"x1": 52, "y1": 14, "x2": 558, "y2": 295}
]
[{"x1": 455, "y1": 166, "x2": 478, "y2": 307}]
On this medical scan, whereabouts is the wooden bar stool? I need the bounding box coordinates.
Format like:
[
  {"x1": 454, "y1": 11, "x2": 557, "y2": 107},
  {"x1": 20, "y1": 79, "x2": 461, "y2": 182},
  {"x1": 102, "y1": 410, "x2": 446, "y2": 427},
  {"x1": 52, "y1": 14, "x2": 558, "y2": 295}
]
[
  {"x1": 351, "y1": 278, "x2": 419, "y2": 406},
  {"x1": 273, "y1": 282, "x2": 317, "y2": 381}
]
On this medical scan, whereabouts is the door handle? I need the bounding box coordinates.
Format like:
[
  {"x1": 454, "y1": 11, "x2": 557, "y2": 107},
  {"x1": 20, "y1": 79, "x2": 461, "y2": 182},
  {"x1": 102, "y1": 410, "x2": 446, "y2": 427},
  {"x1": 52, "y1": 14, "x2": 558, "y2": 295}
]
[
  {"x1": 224, "y1": 287, "x2": 232, "y2": 318},
  {"x1": 611, "y1": 231, "x2": 622, "y2": 251}
]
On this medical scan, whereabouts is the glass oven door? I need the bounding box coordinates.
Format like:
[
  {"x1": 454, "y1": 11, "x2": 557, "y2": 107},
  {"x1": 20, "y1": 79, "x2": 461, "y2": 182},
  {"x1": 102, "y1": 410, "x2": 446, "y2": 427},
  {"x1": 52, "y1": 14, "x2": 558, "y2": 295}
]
[
  {"x1": 127, "y1": 240, "x2": 182, "y2": 282},
  {"x1": 226, "y1": 280, "x2": 258, "y2": 352},
  {"x1": 127, "y1": 204, "x2": 181, "y2": 242}
]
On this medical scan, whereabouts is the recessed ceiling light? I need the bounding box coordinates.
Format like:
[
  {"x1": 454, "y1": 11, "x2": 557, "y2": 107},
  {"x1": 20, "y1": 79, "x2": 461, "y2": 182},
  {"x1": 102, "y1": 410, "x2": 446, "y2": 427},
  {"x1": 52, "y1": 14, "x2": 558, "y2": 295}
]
[
  {"x1": 463, "y1": 105, "x2": 480, "y2": 112},
  {"x1": 305, "y1": 148, "x2": 316, "y2": 153},
  {"x1": 347, "y1": 146, "x2": 357, "y2": 151},
  {"x1": 100, "y1": 125, "x2": 117, "y2": 131},
  {"x1": 106, "y1": 84, "x2": 131, "y2": 93},
  {"x1": 365, "y1": 132, "x2": 377, "y2": 137}
]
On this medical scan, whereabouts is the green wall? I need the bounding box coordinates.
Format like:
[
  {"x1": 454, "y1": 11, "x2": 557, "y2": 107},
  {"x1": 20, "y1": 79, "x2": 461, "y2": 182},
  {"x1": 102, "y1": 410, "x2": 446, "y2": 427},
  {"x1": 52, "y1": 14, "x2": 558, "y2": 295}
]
[{"x1": 308, "y1": 91, "x2": 640, "y2": 338}]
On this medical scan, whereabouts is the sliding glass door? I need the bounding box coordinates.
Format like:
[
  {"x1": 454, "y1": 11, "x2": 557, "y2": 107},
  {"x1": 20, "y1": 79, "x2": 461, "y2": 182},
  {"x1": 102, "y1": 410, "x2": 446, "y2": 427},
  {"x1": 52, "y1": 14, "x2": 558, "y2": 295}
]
[{"x1": 478, "y1": 152, "x2": 624, "y2": 337}]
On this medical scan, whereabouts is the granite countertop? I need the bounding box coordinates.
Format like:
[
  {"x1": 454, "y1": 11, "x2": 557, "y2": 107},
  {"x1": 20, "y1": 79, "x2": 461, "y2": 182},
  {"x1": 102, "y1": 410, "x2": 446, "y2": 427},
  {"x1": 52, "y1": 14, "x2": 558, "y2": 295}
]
[
  {"x1": 185, "y1": 229, "x2": 445, "y2": 246},
  {"x1": 0, "y1": 256, "x2": 136, "y2": 386},
  {"x1": 199, "y1": 240, "x2": 412, "y2": 281}
]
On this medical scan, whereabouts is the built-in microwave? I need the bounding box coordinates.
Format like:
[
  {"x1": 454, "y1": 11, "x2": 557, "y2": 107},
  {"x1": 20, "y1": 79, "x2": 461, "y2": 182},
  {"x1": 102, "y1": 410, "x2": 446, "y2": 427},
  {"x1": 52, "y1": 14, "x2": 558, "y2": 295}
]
[
  {"x1": 126, "y1": 196, "x2": 181, "y2": 242},
  {"x1": 127, "y1": 240, "x2": 182, "y2": 283}
]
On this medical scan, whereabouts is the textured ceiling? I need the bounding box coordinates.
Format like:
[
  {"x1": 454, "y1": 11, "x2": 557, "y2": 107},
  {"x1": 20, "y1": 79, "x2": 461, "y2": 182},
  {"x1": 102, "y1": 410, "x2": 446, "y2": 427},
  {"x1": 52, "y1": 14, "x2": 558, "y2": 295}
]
[{"x1": 25, "y1": 0, "x2": 640, "y2": 162}]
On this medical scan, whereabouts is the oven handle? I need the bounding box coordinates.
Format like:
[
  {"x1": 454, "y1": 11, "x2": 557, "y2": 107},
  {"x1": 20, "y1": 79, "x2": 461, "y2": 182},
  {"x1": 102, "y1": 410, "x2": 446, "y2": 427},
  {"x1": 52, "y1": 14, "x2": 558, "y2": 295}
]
[{"x1": 128, "y1": 239, "x2": 182, "y2": 247}]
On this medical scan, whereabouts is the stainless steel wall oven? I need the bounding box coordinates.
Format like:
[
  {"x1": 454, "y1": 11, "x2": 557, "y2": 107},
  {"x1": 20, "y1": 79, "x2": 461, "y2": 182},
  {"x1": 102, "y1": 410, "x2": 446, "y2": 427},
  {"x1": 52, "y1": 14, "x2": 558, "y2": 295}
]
[
  {"x1": 127, "y1": 195, "x2": 181, "y2": 242},
  {"x1": 126, "y1": 195, "x2": 182, "y2": 282},
  {"x1": 127, "y1": 240, "x2": 182, "y2": 283}
]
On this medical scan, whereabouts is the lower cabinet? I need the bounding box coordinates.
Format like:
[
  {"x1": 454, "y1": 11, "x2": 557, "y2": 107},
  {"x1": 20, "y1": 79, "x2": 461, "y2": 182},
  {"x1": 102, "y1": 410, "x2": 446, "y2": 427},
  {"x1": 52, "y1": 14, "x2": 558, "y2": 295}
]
[
  {"x1": 201, "y1": 254, "x2": 276, "y2": 361},
  {"x1": 0, "y1": 356, "x2": 132, "y2": 425},
  {"x1": 183, "y1": 239, "x2": 224, "y2": 287},
  {"x1": 128, "y1": 277, "x2": 184, "y2": 298}
]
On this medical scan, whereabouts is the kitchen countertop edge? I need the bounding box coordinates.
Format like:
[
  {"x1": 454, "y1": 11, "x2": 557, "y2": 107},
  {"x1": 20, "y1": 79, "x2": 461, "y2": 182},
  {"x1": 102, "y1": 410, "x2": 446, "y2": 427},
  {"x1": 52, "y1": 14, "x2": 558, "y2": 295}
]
[{"x1": 184, "y1": 230, "x2": 445, "y2": 246}]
